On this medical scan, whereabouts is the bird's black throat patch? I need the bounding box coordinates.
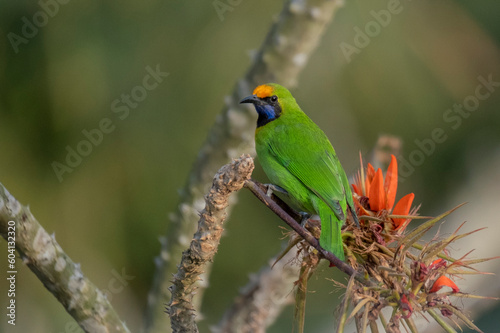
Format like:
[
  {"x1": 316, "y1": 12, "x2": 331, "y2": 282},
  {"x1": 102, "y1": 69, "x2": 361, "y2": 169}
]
[{"x1": 256, "y1": 97, "x2": 282, "y2": 128}]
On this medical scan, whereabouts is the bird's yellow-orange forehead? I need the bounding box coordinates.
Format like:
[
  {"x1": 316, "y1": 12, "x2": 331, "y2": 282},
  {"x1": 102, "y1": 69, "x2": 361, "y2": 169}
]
[{"x1": 253, "y1": 85, "x2": 274, "y2": 98}]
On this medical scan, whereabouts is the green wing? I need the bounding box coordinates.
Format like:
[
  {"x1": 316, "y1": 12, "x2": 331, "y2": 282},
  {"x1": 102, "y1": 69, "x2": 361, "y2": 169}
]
[{"x1": 267, "y1": 122, "x2": 348, "y2": 221}]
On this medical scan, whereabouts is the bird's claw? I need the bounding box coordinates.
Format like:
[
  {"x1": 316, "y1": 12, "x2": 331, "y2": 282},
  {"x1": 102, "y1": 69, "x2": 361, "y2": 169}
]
[
  {"x1": 264, "y1": 184, "x2": 288, "y2": 197},
  {"x1": 299, "y1": 212, "x2": 311, "y2": 227}
]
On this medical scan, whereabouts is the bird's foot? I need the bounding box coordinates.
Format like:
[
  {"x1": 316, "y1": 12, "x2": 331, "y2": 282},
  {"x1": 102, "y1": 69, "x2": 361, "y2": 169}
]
[
  {"x1": 264, "y1": 184, "x2": 288, "y2": 197},
  {"x1": 299, "y1": 212, "x2": 311, "y2": 227}
]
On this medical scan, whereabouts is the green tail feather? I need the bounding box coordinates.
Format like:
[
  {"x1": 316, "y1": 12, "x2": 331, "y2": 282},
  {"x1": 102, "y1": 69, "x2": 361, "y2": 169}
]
[{"x1": 319, "y1": 208, "x2": 345, "y2": 261}]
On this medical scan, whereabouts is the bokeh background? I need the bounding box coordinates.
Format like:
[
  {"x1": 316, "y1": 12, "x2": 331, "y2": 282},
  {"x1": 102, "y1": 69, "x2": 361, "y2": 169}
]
[{"x1": 1, "y1": 0, "x2": 499, "y2": 332}]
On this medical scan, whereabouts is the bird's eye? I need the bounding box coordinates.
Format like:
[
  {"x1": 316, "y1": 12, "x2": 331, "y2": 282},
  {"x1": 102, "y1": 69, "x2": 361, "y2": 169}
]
[{"x1": 271, "y1": 95, "x2": 278, "y2": 102}]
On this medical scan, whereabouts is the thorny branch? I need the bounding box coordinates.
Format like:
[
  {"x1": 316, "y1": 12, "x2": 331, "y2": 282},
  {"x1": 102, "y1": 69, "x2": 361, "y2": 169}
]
[{"x1": 167, "y1": 156, "x2": 254, "y2": 333}]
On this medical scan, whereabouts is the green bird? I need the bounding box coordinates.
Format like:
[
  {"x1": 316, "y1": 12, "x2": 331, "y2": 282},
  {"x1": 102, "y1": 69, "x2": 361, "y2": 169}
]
[{"x1": 240, "y1": 83, "x2": 358, "y2": 260}]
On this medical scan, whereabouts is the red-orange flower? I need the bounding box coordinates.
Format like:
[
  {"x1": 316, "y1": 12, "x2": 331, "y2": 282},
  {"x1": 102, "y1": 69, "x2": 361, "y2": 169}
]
[
  {"x1": 429, "y1": 276, "x2": 460, "y2": 293},
  {"x1": 352, "y1": 154, "x2": 416, "y2": 230},
  {"x1": 392, "y1": 193, "x2": 415, "y2": 230}
]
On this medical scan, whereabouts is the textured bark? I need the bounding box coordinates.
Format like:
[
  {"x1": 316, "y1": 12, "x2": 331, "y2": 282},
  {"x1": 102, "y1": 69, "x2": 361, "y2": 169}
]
[
  {"x1": 0, "y1": 183, "x2": 130, "y2": 333},
  {"x1": 145, "y1": 1, "x2": 344, "y2": 331},
  {"x1": 167, "y1": 156, "x2": 254, "y2": 332}
]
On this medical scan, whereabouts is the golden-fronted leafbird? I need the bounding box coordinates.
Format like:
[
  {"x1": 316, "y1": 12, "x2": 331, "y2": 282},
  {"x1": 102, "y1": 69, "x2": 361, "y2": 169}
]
[{"x1": 240, "y1": 83, "x2": 358, "y2": 260}]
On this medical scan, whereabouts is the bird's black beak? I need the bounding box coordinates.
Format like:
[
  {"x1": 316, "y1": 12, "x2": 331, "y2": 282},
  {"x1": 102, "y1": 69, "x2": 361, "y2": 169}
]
[{"x1": 240, "y1": 94, "x2": 263, "y2": 105}]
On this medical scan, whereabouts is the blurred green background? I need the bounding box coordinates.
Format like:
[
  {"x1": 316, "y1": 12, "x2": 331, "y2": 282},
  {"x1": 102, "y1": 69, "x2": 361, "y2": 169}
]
[{"x1": 1, "y1": 0, "x2": 499, "y2": 332}]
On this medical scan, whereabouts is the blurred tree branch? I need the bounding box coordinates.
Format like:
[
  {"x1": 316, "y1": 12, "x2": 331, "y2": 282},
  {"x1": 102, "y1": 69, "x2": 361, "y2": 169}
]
[
  {"x1": 214, "y1": 247, "x2": 299, "y2": 333},
  {"x1": 0, "y1": 183, "x2": 130, "y2": 333},
  {"x1": 167, "y1": 155, "x2": 254, "y2": 332},
  {"x1": 145, "y1": 0, "x2": 345, "y2": 332}
]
